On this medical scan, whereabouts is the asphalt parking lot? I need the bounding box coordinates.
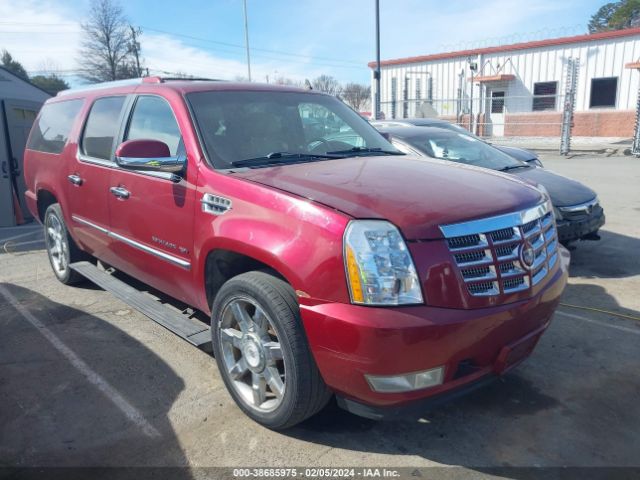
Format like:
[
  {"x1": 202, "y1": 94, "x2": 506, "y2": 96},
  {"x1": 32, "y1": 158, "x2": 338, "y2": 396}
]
[{"x1": 1, "y1": 153, "x2": 639, "y2": 476}]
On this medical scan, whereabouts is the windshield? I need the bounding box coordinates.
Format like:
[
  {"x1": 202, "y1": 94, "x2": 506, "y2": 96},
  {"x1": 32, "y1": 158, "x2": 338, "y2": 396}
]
[
  {"x1": 404, "y1": 131, "x2": 527, "y2": 171},
  {"x1": 187, "y1": 90, "x2": 400, "y2": 168}
]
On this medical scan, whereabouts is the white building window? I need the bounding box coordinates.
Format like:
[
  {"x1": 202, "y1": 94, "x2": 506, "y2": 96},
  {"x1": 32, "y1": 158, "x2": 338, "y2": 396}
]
[
  {"x1": 590, "y1": 77, "x2": 617, "y2": 108},
  {"x1": 533, "y1": 81, "x2": 557, "y2": 111}
]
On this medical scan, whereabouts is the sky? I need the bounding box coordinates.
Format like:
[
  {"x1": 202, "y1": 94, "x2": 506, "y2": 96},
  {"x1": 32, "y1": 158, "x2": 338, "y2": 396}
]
[{"x1": 0, "y1": 0, "x2": 607, "y2": 86}]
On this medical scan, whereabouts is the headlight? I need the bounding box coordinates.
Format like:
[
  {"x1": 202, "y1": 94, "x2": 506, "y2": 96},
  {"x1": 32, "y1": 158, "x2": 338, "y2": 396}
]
[{"x1": 344, "y1": 220, "x2": 423, "y2": 305}]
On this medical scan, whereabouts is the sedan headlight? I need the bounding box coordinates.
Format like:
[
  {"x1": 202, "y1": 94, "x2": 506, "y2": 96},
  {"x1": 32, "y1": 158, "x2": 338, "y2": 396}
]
[{"x1": 344, "y1": 220, "x2": 423, "y2": 305}]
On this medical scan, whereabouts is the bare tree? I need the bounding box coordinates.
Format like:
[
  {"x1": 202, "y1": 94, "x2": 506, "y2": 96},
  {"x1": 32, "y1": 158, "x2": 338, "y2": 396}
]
[
  {"x1": 312, "y1": 74, "x2": 342, "y2": 96},
  {"x1": 78, "y1": 0, "x2": 141, "y2": 82},
  {"x1": 342, "y1": 83, "x2": 371, "y2": 111}
]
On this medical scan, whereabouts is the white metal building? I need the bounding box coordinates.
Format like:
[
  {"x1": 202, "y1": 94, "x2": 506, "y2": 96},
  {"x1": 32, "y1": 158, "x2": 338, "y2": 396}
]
[{"x1": 370, "y1": 27, "x2": 640, "y2": 137}]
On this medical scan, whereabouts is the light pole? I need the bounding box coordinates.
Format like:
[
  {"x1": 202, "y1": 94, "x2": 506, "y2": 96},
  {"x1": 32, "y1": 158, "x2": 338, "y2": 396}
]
[
  {"x1": 374, "y1": 0, "x2": 381, "y2": 119},
  {"x1": 243, "y1": 0, "x2": 252, "y2": 81}
]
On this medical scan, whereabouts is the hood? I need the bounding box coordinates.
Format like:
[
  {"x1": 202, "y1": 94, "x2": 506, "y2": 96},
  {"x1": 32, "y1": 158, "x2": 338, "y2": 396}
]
[
  {"x1": 493, "y1": 145, "x2": 538, "y2": 161},
  {"x1": 512, "y1": 167, "x2": 597, "y2": 207},
  {"x1": 231, "y1": 156, "x2": 544, "y2": 240}
]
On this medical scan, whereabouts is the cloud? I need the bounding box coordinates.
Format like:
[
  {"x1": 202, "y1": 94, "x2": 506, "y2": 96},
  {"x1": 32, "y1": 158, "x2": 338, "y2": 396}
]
[{"x1": 0, "y1": 0, "x2": 348, "y2": 85}]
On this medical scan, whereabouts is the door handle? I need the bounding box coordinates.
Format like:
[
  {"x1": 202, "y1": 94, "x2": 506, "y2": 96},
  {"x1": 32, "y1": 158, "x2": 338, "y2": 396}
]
[
  {"x1": 110, "y1": 186, "x2": 130, "y2": 199},
  {"x1": 67, "y1": 174, "x2": 83, "y2": 186}
]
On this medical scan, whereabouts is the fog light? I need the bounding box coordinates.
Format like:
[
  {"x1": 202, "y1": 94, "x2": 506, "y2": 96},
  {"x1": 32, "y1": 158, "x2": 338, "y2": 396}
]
[{"x1": 365, "y1": 367, "x2": 444, "y2": 393}]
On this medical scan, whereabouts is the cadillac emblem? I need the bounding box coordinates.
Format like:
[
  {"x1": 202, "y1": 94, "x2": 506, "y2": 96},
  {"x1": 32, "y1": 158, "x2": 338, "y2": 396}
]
[{"x1": 520, "y1": 241, "x2": 535, "y2": 270}]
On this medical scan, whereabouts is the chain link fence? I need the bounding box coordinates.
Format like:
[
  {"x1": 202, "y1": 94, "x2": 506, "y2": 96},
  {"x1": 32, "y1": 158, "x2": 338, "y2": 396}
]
[{"x1": 379, "y1": 92, "x2": 570, "y2": 148}]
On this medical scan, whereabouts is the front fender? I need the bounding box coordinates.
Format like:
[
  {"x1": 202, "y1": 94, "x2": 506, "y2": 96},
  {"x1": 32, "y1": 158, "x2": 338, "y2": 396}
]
[{"x1": 192, "y1": 190, "x2": 351, "y2": 314}]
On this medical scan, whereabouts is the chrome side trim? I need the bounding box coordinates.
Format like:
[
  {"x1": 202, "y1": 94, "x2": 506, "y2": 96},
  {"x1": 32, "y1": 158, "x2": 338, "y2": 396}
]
[
  {"x1": 76, "y1": 151, "x2": 182, "y2": 182},
  {"x1": 71, "y1": 215, "x2": 190, "y2": 270},
  {"x1": 440, "y1": 201, "x2": 552, "y2": 238},
  {"x1": 72, "y1": 215, "x2": 108, "y2": 233}
]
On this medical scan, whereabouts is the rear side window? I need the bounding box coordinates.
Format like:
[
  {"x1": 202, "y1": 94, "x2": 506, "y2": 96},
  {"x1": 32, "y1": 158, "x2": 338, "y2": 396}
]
[
  {"x1": 82, "y1": 96, "x2": 126, "y2": 160},
  {"x1": 125, "y1": 96, "x2": 182, "y2": 156},
  {"x1": 26, "y1": 100, "x2": 83, "y2": 154}
]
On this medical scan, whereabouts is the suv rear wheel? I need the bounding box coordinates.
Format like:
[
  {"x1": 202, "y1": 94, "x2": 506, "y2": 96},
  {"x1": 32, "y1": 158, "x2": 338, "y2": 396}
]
[
  {"x1": 44, "y1": 204, "x2": 87, "y2": 285},
  {"x1": 211, "y1": 271, "x2": 331, "y2": 429}
]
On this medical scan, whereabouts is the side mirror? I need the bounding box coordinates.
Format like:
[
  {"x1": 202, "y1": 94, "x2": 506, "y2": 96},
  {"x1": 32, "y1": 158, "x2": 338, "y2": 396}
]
[
  {"x1": 380, "y1": 132, "x2": 392, "y2": 141},
  {"x1": 115, "y1": 139, "x2": 184, "y2": 173}
]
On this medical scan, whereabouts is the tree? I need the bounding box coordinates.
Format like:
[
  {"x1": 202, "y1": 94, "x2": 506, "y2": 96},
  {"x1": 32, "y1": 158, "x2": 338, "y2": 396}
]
[
  {"x1": 588, "y1": 0, "x2": 640, "y2": 33},
  {"x1": 610, "y1": 0, "x2": 640, "y2": 29},
  {"x1": 1, "y1": 50, "x2": 28, "y2": 80},
  {"x1": 78, "y1": 0, "x2": 142, "y2": 82},
  {"x1": 30, "y1": 75, "x2": 70, "y2": 95},
  {"x1": 312, "y1": 74, "x2": 342, "y2": 96},
  {"x1": 341, "y1": 83, "x2": 371, "y2": 111}
]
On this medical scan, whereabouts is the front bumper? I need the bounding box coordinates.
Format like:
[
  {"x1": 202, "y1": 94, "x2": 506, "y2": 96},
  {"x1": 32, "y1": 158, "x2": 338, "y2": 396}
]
[
  {"x1": 299, "y1": 247, "x2": 569, "y2": 414},
  {"x1": 556, "y1": 206, "x2": 605, "y2": 243}
]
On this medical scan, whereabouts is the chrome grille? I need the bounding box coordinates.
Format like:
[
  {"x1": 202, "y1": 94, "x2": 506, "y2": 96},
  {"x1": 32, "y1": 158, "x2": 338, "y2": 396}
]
[{"x1": 440, "y1": 202, "x2": 559, "y2": 297}]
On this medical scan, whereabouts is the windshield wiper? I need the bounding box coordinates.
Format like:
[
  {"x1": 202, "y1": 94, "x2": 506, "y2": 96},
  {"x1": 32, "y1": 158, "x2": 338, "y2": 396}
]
[
  {"x1": 326, "y1": 147, "x2": 404, "y2": 156},
  {"x1": 231, "y1": 151, "x2": 342, "y2": 168},
  {"x1": 498, "y1": 164, "x2": 531, "y2": 172}
]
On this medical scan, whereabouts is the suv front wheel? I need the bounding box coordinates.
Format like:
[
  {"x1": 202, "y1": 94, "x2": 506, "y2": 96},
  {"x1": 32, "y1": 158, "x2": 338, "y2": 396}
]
[{"x1": 211, "y1": 271, "x2": 331, "y2": 429}]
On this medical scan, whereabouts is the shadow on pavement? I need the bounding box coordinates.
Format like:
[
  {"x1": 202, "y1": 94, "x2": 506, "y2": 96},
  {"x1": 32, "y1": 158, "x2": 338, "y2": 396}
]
[
  {"x1": 0, "y1": 283, "x2": 191, "y2": 475},
  {"x1": 569, "y1": 229, "x2": 640, "y2": 278},
  {"x1": 284, "y1": 279, "x2": 640, "y2": 473}
]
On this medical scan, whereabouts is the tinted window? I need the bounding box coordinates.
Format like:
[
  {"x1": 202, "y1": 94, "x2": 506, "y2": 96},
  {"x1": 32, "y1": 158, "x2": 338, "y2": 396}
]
[
  {"x1": 125, "y1": 96, "x2": 182, "y2": 156},
  {"x1": 82, "y1": 96, "x2": 126, "y2": 160},
  {"x1": 26, "y1": 100, "x2": 83, "y2": 154},
  {"x1": 590, "y1": 77, "x2": 617, "y2": 108}
]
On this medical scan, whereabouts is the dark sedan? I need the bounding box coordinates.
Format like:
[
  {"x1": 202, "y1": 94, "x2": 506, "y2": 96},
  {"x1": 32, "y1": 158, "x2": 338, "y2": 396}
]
[
  {"x1": 376, "y1": 125, "x2": 605, "y2": 245},
  {"x1": 371, "y1": 118, "x2": 544, "y2": 167}
]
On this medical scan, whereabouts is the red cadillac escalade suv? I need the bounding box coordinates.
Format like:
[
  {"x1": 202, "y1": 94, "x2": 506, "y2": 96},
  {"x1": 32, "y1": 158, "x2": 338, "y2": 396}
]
[{"x1": 23, "y1": 78, "x2": 569, "y2": 429}]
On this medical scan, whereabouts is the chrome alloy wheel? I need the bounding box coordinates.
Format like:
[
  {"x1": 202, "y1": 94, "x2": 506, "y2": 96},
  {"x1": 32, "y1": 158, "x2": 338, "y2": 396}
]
[
  {"x1": 45, "y1": 213, "x2": 68, "y2": 276},
  {"x1": 219, "y1": 297, "x2": 286, "y2": 412}
]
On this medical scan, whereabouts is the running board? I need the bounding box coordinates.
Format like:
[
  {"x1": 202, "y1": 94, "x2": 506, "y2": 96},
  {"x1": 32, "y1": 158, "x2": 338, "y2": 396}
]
[{"x1": 70, "y1": 261, "x2": 211, "y2": 351}]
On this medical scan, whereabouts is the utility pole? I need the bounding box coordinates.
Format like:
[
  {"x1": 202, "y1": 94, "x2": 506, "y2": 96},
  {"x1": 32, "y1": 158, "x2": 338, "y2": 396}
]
[
  {"x1": 243, "y1": 0, "x2": 252, "y2": 81},
  {"x1": 374, "y1": 0, "x2": 381, "y2": 119},
  {"x1": 129, "y1": 25, "x2": 142, "y2": 77}
]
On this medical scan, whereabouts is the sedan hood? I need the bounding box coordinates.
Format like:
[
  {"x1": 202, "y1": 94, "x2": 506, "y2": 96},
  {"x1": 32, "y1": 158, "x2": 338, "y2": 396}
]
[
  {"x1": 494, "y1": 145, "x2": 538, "y2": 162},
  {"x1": 512, "y1": 167, "x2": 597, "y2": 207},
  {"x1": 231, "y1": 156, "x2": 544, "y2": 240}
]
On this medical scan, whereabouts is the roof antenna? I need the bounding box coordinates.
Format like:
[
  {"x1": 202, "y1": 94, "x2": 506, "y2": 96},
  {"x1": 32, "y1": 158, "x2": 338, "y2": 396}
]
[{"x1": 304, "y1": 79, "x2": 313, "y2": 90}]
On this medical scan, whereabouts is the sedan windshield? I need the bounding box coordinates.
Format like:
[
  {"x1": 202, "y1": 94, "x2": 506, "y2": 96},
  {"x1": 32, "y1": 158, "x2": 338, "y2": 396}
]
[
  {"x1": 403, "y1": 131, "x2": 528, "y2": 171},
  {"x1": 187, "y1": 90, "x2": 400, "y2": 168}
]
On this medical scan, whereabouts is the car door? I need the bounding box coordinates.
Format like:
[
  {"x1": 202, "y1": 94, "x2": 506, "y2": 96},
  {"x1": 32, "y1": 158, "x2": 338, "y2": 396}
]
[
  {"x1": 107, "y1": 94, "x2": 196, "y2": 305},
  {"x1": 66, "y1": 95, "x2": 129, "y2": 261},
  {"x1": 1, "y1": 99, "x2": 42, "y2": 223}
]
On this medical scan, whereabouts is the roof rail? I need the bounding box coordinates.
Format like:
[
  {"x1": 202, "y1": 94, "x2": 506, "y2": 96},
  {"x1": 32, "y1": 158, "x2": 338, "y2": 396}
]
[
  {"x1": 57, "y1": 76, "x2": 224, "y2": 96},
  {"x1": 56, "y1": 78, "x2": 144, "y2": 96}
]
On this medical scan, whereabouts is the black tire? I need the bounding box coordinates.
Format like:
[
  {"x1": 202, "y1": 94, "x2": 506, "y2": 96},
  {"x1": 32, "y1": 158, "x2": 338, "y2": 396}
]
[
  {"x1": 211, "y1": 271, "x2": 331, "y2": 429},
  {"x1": 43, "y1": 203, "x2": 88, "y2": 285}
]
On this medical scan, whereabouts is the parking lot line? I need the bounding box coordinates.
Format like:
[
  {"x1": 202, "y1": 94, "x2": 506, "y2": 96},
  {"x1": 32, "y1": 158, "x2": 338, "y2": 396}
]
[
  {"x1": 557, "y1": 309, "x2": 640, "y2": 335},
  {"x1": 0, "y1": 284, "x2": 161, "y2": 438}
]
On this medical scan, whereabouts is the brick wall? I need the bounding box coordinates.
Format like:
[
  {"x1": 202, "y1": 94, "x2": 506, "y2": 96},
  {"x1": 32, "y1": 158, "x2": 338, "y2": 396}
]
[
  {"x1": 435, "y1": 110, "x2": 635, "y2": 137},
  {"x1": 572, "y1": 110, "x2": 635, "y2": 137},
  {"x1": 501, "y1": 110, "x2": 634, "y2": 137},
  {"x1": 504, "y1": 112, "x2": 563, "y2": 136}
]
